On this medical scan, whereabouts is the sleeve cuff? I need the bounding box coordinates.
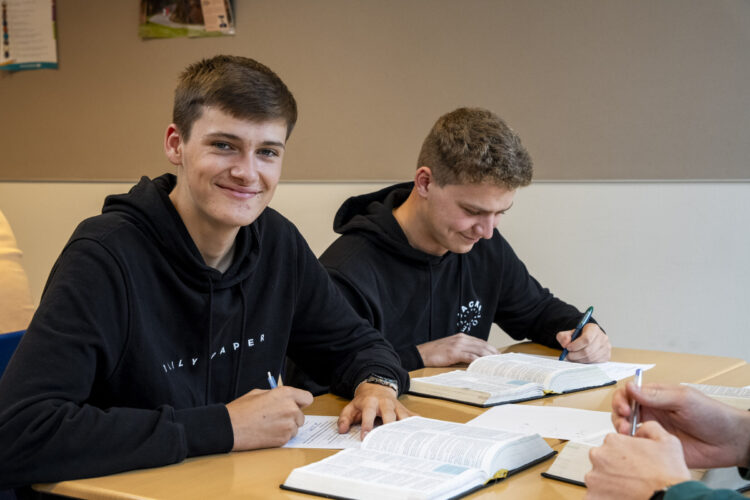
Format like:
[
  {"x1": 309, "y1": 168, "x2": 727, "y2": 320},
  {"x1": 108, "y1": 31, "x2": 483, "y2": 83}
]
[
  {"x1": 661, "y1": 481, "x2": 714, "y2": 499},
  {"x1": 399, "y1": 345, "x2": 424, "y2": 371},
  {"x1": 174, "y1": 404, "x2": 234, "y2": 457}
]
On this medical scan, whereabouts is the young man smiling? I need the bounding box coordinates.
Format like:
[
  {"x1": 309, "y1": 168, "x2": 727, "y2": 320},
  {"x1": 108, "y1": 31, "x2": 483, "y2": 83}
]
[
  {"x1": 293, "y1": 107, "x2": 610, "y2": 385},
  {"x1": 0, "y1": 55, "x2": 410, "y2": 491}
]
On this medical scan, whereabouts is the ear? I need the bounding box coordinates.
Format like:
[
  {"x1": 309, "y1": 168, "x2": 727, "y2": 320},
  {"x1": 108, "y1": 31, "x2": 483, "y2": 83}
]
[
  {"x1": 164, "y1": 124, "x2": 184, "y2": 166},
  {"x1": 414, "y1": 166, "x2": 434, "y2": 198}
]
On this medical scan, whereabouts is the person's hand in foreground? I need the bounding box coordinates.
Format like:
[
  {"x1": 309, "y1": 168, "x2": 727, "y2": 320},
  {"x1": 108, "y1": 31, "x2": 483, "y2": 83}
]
[
  {"x1": 338, "y1": 381, "x2": 415, "y2": 439},
  {"x1": 611, "y1": 382, "x2": 750, "y2": 469},
  {"x1": 585, "y1": 421, "x2": 691, "y2": 499}
]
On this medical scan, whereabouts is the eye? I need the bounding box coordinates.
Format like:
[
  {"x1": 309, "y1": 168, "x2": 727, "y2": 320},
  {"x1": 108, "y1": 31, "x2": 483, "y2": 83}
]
[
  {"x1": 258, "y1": 148, "x2": 279, "y2": 158},
  {"x1": 213, "y1": 141, "x2": 233, "y2": 151},
  {"x1": 464, "y1": 208, "x2": 480, "y2": 216}
]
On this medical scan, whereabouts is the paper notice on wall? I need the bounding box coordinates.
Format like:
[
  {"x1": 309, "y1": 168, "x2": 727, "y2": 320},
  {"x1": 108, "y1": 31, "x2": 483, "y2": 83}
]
[
  {"x1": 1, "y1": 0, "x2": 58, "y2": 71},
  {"x1": 139, "y1": 0, "x2": 235, "y2": 39}
]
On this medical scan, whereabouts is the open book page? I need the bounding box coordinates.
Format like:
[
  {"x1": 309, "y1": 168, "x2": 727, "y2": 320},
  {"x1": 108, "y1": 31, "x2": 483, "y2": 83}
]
[
  {"x1": 282, "y1": 447, "x2": 488, "y2": 500},
  {"x1": 282, "y1": 415, "x2": 361, "y2": 449},
  {"x1": 467, "y1": 405, "x2": 615, "y2": 441},
  {"x1": 468, "y1": 353, "x2": 612, "y2": 393},
  {"x1": 542, "y1": 441, "x2": 592, "y2": 485},
  {"x1": 525, "y1": 354, "x2": 655, "y2": 382},
  {"x1": 683, "y1": 383, "x2": 750, "y2": 410},
  {"x1": 410, "y1": 370, "x2": 543, "y2": 405},
  {"x1": 361, "y1": 416, "x2": 552, "y2": 476}
]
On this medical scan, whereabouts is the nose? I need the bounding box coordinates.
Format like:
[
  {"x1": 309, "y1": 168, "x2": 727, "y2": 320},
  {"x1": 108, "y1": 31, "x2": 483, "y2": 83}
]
[
  {"x1": 229, "y1": 153, "x2": 259, "y2": 185},
  {"x1": 475, "y1": 215, "x2": 495, "y2": 239}
]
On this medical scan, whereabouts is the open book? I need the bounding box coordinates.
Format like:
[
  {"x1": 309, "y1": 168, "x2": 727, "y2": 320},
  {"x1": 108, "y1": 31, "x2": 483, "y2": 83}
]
[
  {"x1": 281, "y1": 416, "x2": 556, "y2": 500},
  {"x1": 409, "y1": 353, "x2": 616, "y2": 407},
  {"x1": 682, "y1": 383, "x2": 750, "y2": 410},
  {"x1": 542, "y1": 439, "x2": 750, "y2": 492}
]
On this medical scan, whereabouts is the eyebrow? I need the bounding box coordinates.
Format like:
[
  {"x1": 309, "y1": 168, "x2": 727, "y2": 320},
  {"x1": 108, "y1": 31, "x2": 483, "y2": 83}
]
[
  {"x1": 462, "y1": 202, "x2": 514, "y2": 215},
  {"x1": 205, "y1": 132, "x2": 286, "y2": 150}
]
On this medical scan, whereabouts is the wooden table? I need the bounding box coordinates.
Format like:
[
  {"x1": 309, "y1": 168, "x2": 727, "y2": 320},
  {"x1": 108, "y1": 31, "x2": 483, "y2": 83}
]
[
  {"x1": 34, "y1": 344, "x2": 747, "y2": 499},
  {"x1": 697, "y1": 363, "x2": 750, "y2": 387}
]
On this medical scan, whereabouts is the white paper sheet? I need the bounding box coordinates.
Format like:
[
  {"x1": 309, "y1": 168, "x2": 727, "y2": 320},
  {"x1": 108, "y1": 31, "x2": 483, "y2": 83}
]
[
  {"x1": 283, "y1": 415, "x2": 362, "y2": 449},
  {"x1": 466, "y1": 404, "x2": 615, "y2": 441}
]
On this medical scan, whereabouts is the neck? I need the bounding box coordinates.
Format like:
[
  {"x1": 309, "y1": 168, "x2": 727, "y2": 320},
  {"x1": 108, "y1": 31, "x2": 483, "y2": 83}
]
[
  {"x1": 392, "y1": 190, "x2": 445, "y2": 256},
  {"x1": 169, "y1": 191, "x2": 239, "y2": 272}
]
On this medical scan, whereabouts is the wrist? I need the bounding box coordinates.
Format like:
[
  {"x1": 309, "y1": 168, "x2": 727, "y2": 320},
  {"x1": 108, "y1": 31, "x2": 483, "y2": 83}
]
[
  {"x1": 356, "y1": 374, "x2": 399, "y2": 395},
  {"x1": 738, "y1": 410, "x2": 750, "y2": 468}
]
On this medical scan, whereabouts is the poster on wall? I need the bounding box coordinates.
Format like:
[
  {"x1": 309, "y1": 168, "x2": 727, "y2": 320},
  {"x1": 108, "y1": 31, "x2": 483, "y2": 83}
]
[
  {"x1": 0, "y1": 0, "x2": 58, "y2": 72},
  {"x1": 139, "y1": 0, "x2": 234, "y2": 39}
]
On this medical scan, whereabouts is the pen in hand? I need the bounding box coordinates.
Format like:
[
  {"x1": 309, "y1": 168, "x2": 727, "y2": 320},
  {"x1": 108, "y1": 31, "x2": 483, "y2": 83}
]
[
  {"x1": 559, "y1": 306, "x2": 594, "y2": 361},
  {"x1": 267, "y1": 371, "x2": 278, "y2": 389},
  {"x1": 630, "y1": 368, "x2": 643, "y2": 436}
]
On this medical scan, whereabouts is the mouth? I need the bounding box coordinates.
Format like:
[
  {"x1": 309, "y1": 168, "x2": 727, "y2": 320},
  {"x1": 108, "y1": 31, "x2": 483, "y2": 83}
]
[
  {"x1": 459, "y1": 233, "x2": 479, "y2": 244},
  {"x1": 217, "y1": 184, "x2": 261, "y2": 199}
]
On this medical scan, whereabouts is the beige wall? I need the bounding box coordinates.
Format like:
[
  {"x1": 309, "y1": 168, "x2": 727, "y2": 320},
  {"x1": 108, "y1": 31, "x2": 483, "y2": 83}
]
[
  {"x1": 2, "y1": 0, "x2": 749, "y2": 181},
  {"x1": 1, "y1": 180, "x2": 748, "y2": 360}
]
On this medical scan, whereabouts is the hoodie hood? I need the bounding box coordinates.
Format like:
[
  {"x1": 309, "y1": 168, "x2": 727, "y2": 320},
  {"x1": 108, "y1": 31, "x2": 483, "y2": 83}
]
[
  {"x1": 333, "y1": 181, "x2": 446, "y2": 264},
  {"x1": 102, "y1": 174, "x2": 259, "y2": 291}
]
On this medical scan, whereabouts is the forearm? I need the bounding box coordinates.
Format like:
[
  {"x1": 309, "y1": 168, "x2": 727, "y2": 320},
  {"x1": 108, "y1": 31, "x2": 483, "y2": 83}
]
[{"x1": 0, "y1": 401, "x2": 232, "y2": 488}]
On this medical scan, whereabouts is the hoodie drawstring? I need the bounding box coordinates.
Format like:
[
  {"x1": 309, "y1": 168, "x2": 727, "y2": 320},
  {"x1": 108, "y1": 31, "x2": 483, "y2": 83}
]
[
  {"x1": 205, "y1": 278, "x2": 214, "y2": 405},
  {"x1": 232, "y1": 286, "x2": 248, "y2": 399},
  {"x1": 458, "y1": 254, "x2": 465, "y2": 332}
]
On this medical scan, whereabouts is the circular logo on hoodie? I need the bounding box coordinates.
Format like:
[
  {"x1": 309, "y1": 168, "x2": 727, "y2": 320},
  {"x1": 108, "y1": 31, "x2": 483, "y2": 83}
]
[{"x1": 456, "y1": 300, "x2": 482, "y2": 332}]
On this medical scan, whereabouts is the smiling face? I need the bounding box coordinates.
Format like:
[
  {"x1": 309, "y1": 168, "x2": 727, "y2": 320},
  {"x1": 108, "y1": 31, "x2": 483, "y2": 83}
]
[
  {"x1": 165, "y1": 106, "x2": 287, "y2": 243},
  {"x1": 416, "y1": 169, "x2": 516, "y2": 256}
]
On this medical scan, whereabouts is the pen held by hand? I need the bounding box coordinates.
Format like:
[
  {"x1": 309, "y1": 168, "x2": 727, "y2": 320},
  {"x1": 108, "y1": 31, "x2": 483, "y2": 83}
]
[
  {"x1": 630, "y1": 368, "x2": 643, "y2": 436},
  {"x1": 559, "y1": 306, "x2": 594, "y2": 361}
]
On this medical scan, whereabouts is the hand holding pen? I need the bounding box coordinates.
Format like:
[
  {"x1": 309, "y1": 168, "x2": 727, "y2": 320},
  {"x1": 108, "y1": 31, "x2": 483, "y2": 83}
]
[{"x1": 558, "y1": 306, "x2": 594, "y2": 361}]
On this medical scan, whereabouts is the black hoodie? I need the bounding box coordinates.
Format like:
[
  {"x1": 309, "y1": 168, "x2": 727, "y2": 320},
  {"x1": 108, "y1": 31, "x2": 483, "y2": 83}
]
[
  {"x1": 318, "y1": 182, "x2": 597, "y2": 370},
  {"x1": 0, "y1": 174, "x2": 407, "y2": 488}
]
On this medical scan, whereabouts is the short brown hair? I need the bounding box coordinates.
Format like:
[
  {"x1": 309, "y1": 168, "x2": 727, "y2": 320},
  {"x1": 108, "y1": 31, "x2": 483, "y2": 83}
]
[
  {"x1": 173, "y1": 55, "x2": 298, "y2": 141},
  {"x1": 417, "y1": 108, "x2": 533, "y2": 188}
]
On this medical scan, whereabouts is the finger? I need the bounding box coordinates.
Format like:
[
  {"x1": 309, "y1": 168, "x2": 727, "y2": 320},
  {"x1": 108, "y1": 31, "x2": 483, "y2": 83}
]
[
  {"x1": 462, "y1": 339, "x2": 499, "y2": 357},
  {"x1": 556, "y1": 330, "x2": 573, "y2": 347},
  {"x1": 379, "y1": 400, "x2": 398, "y2": 425},
  {"x1": 360, "y1": 400, "x2": 378, "y2": 438},
  {"x1": 571, "y1": 335, "x2": 609, "y2": 363},
  {"x1": 287, "y1": 387, "x2": 314, "y2": 408},
  {"x1": 611, "y1": 387, "x2": 631, "y2": 415},
  {"x1": 613, "y1": 417, "x2": 632, "y2": 435},
  {"x1": 395, "y1": 404, "x2": 416, "y2": 420},
  {"x1": 337, "y1": 403, "x2": 356, "y2": 433},
  {"x1": 295, "y1": 409, "x2": 305, "y2": 428}
]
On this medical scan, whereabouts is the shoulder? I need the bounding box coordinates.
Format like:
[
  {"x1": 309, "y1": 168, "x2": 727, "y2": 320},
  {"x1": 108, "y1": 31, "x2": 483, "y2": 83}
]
[
  {"x1": 254, "y1": 207, "x2": 306, "y2": 245},
  {"x1": 320, "y1": 232, "x2": 382, "y2": 274},
  {"x1": 71, "y1": 211, "x2": 142, "y2": 244}
]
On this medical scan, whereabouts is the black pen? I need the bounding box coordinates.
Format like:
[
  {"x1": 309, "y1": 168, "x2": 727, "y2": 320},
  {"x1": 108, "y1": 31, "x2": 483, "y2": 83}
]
[{"x1": 558, "y1": 306, "x2": 594, "y2": 361}]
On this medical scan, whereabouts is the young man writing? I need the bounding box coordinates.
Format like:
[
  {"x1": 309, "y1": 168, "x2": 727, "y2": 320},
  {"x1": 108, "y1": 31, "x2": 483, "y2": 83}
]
[
  {"x1": 0, "y1": 55, "x2": 410, "y2": 490},
  {"x1": 297, "y1": 108, "x2": 610, "y2": 384}
]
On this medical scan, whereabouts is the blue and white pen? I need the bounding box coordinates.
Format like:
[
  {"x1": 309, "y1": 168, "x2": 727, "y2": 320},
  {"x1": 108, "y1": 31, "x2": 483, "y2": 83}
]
[{"x1": 267, "y1": 371, "x2": 278, "y2": 389}]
